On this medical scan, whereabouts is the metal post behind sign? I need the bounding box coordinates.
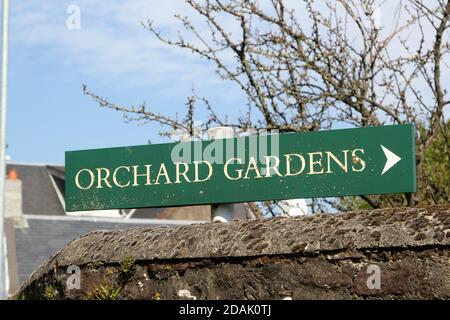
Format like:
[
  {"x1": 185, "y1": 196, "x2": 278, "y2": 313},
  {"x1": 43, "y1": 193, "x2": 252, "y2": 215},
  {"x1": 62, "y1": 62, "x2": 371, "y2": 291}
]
[
  {"x1": 0, "y1": 0, "x2": 9, "y2": 300},
  {"x1": 208, "y1": 127, "x2": 235, "y2": 223}
]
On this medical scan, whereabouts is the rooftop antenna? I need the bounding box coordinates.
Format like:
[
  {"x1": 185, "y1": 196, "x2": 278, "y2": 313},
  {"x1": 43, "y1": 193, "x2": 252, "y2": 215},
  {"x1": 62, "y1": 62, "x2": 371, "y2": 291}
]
[{"x1": 0, "y1": 0, "x2": 9, "y2": 300}]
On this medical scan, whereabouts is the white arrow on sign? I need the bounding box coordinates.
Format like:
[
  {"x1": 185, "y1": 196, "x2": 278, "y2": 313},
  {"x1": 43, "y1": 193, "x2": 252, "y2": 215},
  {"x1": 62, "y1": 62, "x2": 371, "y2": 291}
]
[{"x1": 381, "y1": 145, "x2": 402, "y2": 175}]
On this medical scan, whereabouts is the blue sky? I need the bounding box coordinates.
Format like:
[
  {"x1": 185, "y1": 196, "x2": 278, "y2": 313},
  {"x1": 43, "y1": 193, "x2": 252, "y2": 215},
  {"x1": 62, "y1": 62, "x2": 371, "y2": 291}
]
[{"x1": 5, "y1": 1, "x2": 245, "y2": 165}]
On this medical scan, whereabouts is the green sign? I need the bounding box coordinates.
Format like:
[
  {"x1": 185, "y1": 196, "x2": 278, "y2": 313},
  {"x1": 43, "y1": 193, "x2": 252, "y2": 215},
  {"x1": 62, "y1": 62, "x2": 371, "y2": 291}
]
[{"x1": 65, "y1": 124, "x2": 416, "y2": 212}]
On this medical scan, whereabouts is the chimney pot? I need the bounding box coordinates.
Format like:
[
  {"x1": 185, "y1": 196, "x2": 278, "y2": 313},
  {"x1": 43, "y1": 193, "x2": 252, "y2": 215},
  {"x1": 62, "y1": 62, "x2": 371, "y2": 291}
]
[{"x1": 7, "y1": 169, "x2": 19, "y2": 180}]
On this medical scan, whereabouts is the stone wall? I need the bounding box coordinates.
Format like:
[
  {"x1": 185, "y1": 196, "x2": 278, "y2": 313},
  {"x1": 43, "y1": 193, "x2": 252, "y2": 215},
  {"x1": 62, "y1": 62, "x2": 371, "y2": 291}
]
[{"x1": 13, "y1": 205, "x2": 450, "y2": 299}]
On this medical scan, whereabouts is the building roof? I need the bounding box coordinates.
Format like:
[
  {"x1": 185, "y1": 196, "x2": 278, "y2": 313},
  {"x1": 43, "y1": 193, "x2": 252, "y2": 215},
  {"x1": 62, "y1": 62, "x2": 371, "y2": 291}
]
[
  {"x1": 13, "y1": 215, "x2": 197, "y2": 284},
  {"x1": 7, "y1": 163, "x2": 65, "y2": 215}
]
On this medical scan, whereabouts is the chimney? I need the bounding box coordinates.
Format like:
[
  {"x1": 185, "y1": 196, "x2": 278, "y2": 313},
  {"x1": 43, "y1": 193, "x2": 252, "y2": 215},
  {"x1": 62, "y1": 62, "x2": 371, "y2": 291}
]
[
  {"x1": 5, "y1": 168, "x2": 27, "y2": 228},
  {"x1": 7, "y1": 168, "x2": 18, "y2": 180}
]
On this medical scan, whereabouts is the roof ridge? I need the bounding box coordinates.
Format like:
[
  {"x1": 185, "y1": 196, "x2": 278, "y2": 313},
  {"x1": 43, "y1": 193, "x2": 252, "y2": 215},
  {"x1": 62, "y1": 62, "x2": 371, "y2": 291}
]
[{"x1": 7, "y1": 161, "x2": 64, "y2": 167}]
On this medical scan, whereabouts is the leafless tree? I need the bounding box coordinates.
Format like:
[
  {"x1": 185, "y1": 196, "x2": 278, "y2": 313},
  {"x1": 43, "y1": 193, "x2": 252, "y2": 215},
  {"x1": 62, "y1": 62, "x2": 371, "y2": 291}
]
[{"x1": 85, "y1": 0, "x2": 450, "y2": 214}]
